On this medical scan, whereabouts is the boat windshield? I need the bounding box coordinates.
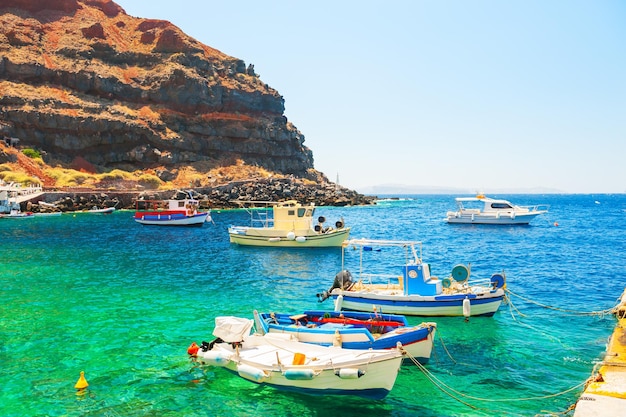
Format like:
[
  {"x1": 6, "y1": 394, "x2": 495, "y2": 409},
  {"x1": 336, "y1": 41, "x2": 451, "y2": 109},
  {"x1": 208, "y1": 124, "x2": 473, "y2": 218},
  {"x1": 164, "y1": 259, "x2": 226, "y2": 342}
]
[{"x1": 491, "y1": 203, "x2": 513, "y2": 209}]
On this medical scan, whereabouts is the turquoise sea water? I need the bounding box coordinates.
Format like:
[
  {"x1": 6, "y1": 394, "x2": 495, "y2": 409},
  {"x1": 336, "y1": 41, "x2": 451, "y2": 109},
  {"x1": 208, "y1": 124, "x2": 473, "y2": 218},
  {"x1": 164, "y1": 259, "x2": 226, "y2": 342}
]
[{"x1": 1, "y1": 194, "x2": 625, "y2": 417}]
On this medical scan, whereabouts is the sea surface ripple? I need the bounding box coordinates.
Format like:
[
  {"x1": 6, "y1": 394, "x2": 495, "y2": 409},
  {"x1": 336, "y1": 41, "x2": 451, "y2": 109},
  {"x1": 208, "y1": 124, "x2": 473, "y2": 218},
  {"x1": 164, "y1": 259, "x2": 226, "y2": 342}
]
[{"x1": 1, "y1": 194, "x2": 624, "y2": 416}]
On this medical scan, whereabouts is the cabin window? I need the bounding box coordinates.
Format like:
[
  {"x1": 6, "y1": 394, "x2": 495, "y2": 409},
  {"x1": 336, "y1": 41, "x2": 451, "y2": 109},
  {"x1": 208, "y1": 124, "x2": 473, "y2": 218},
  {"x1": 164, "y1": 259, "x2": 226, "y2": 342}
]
[
  {"x1": 288, "y1": 210, "x2": 295, "y2": 216},
  {"x1": 297, "y1": 208, "x2": 306, "y2": 217},
  {"x1": 177, "y1": 201, "x2": 185, "y2": 208},
  {"x1": 491, "y1": 203, "x2": 512, "y2": 209}
]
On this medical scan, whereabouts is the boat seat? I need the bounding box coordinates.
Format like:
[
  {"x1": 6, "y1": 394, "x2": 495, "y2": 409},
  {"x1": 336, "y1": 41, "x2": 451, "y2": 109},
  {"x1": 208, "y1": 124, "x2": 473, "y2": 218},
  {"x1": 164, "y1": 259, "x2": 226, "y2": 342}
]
[{"x1": 319, "y1": 323, "x2": 353, "y2": 329}]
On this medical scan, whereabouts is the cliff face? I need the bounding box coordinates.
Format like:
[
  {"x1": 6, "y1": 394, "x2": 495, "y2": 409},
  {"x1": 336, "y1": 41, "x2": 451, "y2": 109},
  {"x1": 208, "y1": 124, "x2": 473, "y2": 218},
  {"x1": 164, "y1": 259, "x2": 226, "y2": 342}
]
[{"x1": 0, "y1": 0, "x2": 315, "y2": 180}]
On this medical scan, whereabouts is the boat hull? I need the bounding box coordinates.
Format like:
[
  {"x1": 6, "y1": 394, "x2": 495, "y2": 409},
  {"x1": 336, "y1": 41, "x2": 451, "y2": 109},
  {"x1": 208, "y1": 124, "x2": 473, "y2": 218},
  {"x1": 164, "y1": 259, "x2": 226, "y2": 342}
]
[
  {"x1": 257, "y1": 310, "x2": 436, "y2": 363},
  {"x1": 134, "y1": 212, "x2": 209, "y2": 226},
  {"x1": 332, "y1": 290, "x2": 505, "y2": 317},
  {"x1": 87, "y1": 207, "x2": 115, "y2": 214},
  {"x1": 195, "y1": 333, "x2": 403, "y2": 400},
  {"x1": 0, "y1": 212, "x2": 34, "y2": 219},
  {"x1": 446, "y1": 211, "x2": 545, "y2": 225},
  {"x1": 229, "y1": 227, "x2": 350, "y2": 247}
]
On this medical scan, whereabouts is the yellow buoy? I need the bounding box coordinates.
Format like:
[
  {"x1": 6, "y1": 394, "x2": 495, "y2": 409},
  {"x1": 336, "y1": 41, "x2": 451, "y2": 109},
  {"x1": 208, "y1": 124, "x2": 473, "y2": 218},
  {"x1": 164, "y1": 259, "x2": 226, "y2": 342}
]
[{"x1": 75, "y1": 371, "x2": 89, "y2": 390}]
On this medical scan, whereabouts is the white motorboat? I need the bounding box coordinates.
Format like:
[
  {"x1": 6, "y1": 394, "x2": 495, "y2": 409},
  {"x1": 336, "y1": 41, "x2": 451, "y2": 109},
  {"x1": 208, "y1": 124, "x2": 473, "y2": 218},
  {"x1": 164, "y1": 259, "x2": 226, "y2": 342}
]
[
  {"x1": 188, "y1": 316, "x2": 404, "y2": 399},
  {"x1": 445, "y1": 195, "x2": 549, "y2": 225},
  {"x1": 86, "y1": 206, "x2": 116, "y2": 214},
  {"x1": 228, "y1": 200, "x2": 349, "y2": 247}
]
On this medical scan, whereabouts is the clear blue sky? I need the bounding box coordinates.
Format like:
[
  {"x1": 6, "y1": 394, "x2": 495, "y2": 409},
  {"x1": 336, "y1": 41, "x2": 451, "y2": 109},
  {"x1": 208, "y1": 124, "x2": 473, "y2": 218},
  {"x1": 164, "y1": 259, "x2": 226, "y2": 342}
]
[{"x1": 117, "y1": 0, "x2": 625, "y2": 194}]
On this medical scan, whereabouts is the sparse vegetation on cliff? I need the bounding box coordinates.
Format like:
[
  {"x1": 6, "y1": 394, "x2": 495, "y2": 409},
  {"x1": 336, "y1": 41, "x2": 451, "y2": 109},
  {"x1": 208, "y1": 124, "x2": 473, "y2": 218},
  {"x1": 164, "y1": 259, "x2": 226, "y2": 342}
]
[{"x1": 0, "y1": 0, "x2": 315, "y2": 186}]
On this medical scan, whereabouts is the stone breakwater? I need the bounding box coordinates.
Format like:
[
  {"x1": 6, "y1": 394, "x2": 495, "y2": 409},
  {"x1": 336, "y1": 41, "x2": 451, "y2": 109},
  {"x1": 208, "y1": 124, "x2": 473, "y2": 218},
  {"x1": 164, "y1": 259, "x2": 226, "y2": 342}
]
[{"x1": 25, "y1": 178, "x2": 376, "y2": 212}]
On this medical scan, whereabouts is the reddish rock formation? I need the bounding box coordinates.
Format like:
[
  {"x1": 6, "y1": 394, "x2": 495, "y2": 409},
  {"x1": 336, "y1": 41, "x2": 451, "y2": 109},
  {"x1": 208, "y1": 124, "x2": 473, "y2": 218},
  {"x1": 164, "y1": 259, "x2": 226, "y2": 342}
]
[{"x1": 0, "y1": 0, "x2": 315, "y2": 182}]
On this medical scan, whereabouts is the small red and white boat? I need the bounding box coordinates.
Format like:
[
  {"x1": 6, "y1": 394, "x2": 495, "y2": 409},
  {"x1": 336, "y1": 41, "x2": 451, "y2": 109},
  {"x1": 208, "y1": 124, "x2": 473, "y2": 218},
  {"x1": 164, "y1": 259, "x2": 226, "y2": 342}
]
[{"x1": 134, "y1": 192, "x2": 211, "y2": 227}]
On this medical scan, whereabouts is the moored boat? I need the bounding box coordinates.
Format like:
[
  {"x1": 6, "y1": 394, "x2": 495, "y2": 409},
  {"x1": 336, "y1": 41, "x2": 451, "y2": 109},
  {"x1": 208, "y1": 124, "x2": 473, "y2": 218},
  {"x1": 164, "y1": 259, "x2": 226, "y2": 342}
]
[
  {"x1": 188, "y1": 316, "x2": 404, "y2": 399},
  {"x1": 0, "y1": 209, "x2": 34, "y2": 219},
  {"x1": 317, "y1": 239, "x2": 506, "y2": 317},
  {"x1": 254, "y1": 310, "x2": 436, "y2": 363},
  {"x1": 134, "y1": 191, "x2": 211, "y2": 226},
  {"x1": 33, "y1": 212, "x2": 62, "y2": 217},
  {"x1": 228, "y1": 200, "x2": 350, "y2": 247},
  {"x1": 0, "y1": 181, "x2": 43, "y2": 214},
  {"x1": 445, "y1": 194, "x2": 549, "y2": 225},
  {"x1": 85, "y1": 206, "x2": 116, "y2": 214}
]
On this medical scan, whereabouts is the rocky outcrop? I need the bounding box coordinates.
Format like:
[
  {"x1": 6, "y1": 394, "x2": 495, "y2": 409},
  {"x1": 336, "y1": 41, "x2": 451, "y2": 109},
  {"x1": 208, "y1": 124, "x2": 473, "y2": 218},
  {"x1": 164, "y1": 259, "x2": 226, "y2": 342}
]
[
  {"x1": 0, "y1": 0, "x2": 314, "y2": 178},
  {"x1": 29, "y1": 178, "x2": 376, "y2": 212}
]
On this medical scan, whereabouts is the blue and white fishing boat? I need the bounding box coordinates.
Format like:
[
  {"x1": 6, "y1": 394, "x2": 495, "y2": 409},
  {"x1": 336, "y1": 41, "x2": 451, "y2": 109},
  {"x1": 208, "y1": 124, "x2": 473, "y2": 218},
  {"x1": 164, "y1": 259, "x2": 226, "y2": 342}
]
[
  {"x1": 254, "y1": 310, "x2": 436, "y2": 363},
  {"x1": 188, "y1": 316, "x2": 403, "y2": 400},
  {"x1": 317, "y1": 239, "x2": 507, "y2": 318}
]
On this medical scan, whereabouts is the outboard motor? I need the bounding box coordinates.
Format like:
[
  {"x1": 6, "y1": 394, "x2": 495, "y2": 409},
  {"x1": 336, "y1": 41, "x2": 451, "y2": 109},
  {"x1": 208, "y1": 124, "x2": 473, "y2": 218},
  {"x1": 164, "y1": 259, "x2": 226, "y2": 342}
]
[{"x1": 317, "y1": 270, "x2": 354, "y2": 302}]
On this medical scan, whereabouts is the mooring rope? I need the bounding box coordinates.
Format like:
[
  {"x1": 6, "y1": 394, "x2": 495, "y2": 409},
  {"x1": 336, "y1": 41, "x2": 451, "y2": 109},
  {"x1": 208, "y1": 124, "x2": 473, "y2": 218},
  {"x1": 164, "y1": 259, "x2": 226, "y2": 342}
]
[
  {"x1": 505, "y1": 289, "x2": 619, "y2": 317},
  {"x1": 434, "y1": 328, "x2": 457, "y2": 364},
  {"x1": 403, "y1": 348, "x2": 589, "y2": 409},
  {"x1": 505, "y1": 294, "x2": 564, "y2": 344}
]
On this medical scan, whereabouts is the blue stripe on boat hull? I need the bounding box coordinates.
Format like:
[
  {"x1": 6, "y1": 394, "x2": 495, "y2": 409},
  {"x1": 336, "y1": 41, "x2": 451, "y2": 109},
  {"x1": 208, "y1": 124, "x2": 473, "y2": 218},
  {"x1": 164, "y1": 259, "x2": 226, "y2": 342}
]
[{"x1": 334, "y1": 294, "x2": 504, "y2": 317}]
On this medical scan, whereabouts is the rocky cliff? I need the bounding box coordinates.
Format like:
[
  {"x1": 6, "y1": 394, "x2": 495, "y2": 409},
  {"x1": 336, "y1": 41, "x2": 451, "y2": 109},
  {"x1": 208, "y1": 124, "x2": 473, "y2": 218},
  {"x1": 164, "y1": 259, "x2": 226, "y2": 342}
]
[{"x1": 0, "y1": 0, "x2": 317, "y2": 185}]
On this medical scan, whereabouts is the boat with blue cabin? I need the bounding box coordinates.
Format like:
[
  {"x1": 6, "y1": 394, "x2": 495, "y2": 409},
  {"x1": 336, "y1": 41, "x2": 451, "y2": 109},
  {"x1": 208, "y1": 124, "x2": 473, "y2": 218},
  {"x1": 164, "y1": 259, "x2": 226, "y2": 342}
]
[{"x1": 317, "y1": 239, "x2": 506, "y2": 317}]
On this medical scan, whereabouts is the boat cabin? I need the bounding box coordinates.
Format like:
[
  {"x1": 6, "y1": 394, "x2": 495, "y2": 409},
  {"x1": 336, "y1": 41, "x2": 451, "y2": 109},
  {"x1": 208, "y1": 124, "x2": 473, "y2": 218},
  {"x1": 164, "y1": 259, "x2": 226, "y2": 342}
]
[
  {"x1": 402, "y1": 264, "x2": 442, "y2": 296},
  {"x1": 272, "y1": 200, "x2": 316, "y2": 231},
  {"x1": 236, "y1": 200, "x2": 334, "y2": 232},
  {"x1": 135, "y1": 198, "x2": 200, "y2": 216}
]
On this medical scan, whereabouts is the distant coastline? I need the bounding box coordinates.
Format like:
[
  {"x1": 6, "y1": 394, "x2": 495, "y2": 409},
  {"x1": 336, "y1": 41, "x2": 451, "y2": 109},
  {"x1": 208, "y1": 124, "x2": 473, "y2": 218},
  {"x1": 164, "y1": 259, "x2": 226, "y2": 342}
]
[{"x1": 357, "y1": 184, "x2": 567, "y2": 195}]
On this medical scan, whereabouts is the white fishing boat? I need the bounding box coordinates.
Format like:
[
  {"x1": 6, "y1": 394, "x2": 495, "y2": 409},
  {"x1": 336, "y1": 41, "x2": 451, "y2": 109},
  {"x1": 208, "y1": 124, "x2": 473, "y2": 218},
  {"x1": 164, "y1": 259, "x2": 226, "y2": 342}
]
[
  {"x1": 0, "y1": 208, "x2": 34, "y2": 219},
  {"x1": 188, "y1": 316, "x2": 404, "y2": 399},
  {"x1": 33, "y1": 212, "x2": 62, "y2": 217},
  {"x1": 85, "y1": 206, "x2": 116, "y2": 214},
  {"x1": 36, "y1": 202, "x2": 62, "y2": 216},
  {"x1": 317, "y1": 239, "x2": 506, "y2": 318},
  {"x1": 134, "y1": 192, "x2": 211, "y2": 226},
  {"x1": 228, "y1": 200, "x2": 350, "y2": 247},
  {"x1": 445, "y1": 195, "x2": 549, "y2": 225},
  {"x1": 0, "y1": 181, "x2": 42, "y2": 214},
  {"x1": 254, "y1": 310, "x2": 436, "y2": 363}
]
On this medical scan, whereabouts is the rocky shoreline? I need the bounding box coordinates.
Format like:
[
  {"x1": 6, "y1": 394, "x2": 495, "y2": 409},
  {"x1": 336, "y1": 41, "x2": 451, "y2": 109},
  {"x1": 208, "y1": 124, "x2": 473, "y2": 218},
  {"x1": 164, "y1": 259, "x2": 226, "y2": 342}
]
[{"x1": 25, "y1": 177, "x2": 377, "y2": 213}]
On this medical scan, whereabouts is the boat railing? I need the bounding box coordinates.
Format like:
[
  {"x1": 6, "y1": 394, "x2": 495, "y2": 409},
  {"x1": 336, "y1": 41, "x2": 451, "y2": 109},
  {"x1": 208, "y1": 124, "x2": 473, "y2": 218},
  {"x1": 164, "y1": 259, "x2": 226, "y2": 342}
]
[
  {"x1": 458, "y1": 208, "x2": 481, "y2": 214},
  {"x1": 464, "y1": 277, "x2": 497, "y2": 289},
  {"x1": 529, "y1": 204, "x2": 550, "y2": 212},
  {"x1": 249, "y1": 210, "x2": 273, "y2": 228},
  {"x1": 358, "y1": 273, "x2": 402, "y2": 286},
  {"x1": 515, "y1": 204, "x2": 549, "y2": 213}
]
